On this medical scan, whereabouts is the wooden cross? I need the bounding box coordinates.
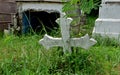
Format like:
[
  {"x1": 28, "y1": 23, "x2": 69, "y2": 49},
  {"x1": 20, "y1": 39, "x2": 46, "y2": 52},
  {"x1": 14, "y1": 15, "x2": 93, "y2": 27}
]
[{"x1": 39, "y1": 14, "x2": 97, "y2": 53}]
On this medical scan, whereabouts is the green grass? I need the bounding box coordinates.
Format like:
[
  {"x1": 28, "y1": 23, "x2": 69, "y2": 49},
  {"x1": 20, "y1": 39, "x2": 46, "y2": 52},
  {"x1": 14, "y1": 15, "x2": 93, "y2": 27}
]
[
  {"x1": 0, "y1": 34, "x2": 120, "y2": 75},
  {"x1": 0, "y1": 16, "x2": 120, "y2": 75}
]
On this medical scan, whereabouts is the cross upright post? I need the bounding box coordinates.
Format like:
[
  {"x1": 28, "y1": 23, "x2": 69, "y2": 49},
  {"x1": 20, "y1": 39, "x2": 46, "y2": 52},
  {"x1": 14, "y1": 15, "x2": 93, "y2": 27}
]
[{"x1": 57, "y1": 13, "x2": 72, "y2": 53}]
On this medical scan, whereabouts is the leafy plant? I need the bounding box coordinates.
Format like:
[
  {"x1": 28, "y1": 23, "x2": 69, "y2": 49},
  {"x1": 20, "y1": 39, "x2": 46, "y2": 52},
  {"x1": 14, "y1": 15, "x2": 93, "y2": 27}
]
[
  {"x1": 63, "y1": 0, "x2": 101, "y2": 14},
  {"x1": 62, "y1": 0, "x2": 101, "y2": 36}
]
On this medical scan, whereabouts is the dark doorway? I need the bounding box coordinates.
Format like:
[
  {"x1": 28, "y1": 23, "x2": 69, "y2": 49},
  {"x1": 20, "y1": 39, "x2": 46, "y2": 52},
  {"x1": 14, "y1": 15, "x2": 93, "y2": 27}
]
[{"x1": 22, "y1": 10, "x2": 60, "y2": 34}]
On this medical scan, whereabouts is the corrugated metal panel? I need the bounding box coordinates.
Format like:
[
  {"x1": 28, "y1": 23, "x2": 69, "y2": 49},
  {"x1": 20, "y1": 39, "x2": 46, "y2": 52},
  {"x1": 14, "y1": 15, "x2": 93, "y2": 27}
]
[{"x1": 0, "y1": 1, "x2": 16, "y2": 31}]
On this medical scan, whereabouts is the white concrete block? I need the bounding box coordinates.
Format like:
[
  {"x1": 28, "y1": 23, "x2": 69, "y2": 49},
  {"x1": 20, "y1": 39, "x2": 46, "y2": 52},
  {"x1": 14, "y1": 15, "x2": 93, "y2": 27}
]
[
  {"x1": 105, "y1": 0, "x2": 120, "y2": 3},
  {"x1": 93, "y1": 19, "x2": 120, "y2": 38},
  {"x1": 93, "y1": 0, "x2": 120, "y2": 38},
  {"x1": 99, "y1": 4, "x2": 120, "y2": 19}
]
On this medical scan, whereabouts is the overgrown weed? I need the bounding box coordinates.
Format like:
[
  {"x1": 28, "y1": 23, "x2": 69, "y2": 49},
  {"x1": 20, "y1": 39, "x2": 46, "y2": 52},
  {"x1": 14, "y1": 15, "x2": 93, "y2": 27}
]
[{"x1": 0, "y1": 33, "x2": 120, "y2": 74}]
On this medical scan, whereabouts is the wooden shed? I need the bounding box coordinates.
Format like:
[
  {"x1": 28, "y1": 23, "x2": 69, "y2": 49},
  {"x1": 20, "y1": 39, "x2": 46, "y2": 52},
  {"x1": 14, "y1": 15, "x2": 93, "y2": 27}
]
[{"x1": 0, "y1": 0, "x2": 16, "y2": 32}]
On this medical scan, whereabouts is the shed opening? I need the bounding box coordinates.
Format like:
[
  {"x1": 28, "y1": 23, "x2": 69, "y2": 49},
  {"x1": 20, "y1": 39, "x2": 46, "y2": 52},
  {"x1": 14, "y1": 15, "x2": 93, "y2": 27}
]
[{"x1": 22, "y1": 10, "x2": 60, "y2": 34}]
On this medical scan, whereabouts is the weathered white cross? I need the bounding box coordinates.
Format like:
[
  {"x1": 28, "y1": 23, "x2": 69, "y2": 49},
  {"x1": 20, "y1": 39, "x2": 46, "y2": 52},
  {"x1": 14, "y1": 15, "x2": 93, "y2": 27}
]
[{"x1": 39, "y1": 14, "x2": 97, "y2": 53}]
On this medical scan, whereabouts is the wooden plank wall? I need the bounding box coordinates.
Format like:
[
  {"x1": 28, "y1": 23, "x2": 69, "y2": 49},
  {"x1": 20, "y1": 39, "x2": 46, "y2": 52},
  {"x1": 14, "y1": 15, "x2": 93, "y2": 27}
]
[{"x1": 0, "y1": 0, "x2": 16, "y2": 32}]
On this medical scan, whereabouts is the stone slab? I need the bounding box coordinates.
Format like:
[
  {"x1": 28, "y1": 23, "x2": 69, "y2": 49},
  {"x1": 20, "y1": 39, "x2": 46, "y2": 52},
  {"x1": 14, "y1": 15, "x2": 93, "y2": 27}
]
[
  {"x1": 99, "y1": 4, "x2": 120, "y2": 19},
  {"x1": 93, "y1": 19, "x2": 120, "y2": 38},
  {"x1": 102, "y1": 0, "x2": 120, "y2": 3},
  {"x1": 105, "y1": 0, "x2": 120, "y2": 3},
  {"x1": 93, "y1": 0, "x2": 120, "y2": 38},
  {"x1": 18, "y1": 2, "x2": 63, "y2": 13}
]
